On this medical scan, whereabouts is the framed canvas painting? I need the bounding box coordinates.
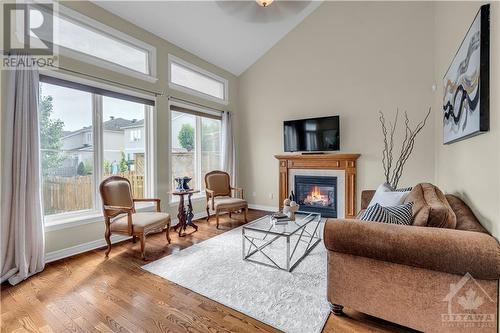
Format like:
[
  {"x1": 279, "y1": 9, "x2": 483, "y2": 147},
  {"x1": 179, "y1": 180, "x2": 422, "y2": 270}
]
[{"x1": 442, "y1": 4, "x2": 490, "y2": 144}]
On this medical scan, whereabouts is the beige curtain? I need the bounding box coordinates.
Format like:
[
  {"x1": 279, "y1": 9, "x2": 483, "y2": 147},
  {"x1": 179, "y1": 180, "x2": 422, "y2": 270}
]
[
  {"x1": 221, "y1": 111, "x2": 236, "y2": 185},
  {"x1": 1, "y1": 55, "x2": 45, "y2": 285}
]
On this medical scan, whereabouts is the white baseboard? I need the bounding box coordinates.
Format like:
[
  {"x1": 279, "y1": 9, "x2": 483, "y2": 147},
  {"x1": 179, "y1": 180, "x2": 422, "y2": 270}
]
[
  {"x1": 248, "y1": 204, "x2": 278, "y2": 212},
  {"x1": 45, "y1": 234, "x2": 132, "y2": 263},
  {"x1": 45, "y1": 211, "x2": 209, "y2": 263}
]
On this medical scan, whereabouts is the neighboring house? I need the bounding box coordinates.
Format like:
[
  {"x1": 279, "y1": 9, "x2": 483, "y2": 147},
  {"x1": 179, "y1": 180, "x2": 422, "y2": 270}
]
[
  {"x1": 60, "y1": 117, "x2": 145, "y2": 175},
  {"x1": 121, "y1": 119, "x2": 145, "y2": 173}
]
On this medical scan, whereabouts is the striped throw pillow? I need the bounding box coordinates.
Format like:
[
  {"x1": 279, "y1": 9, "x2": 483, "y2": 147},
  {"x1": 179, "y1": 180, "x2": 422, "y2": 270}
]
[{"x1": 360, "y1": 202, "x2": 414, "y2": 225}]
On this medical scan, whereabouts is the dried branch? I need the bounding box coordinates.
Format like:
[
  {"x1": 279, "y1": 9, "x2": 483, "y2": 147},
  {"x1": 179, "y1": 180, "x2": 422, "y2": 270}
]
[
  {"x1": 390, "y1": 112, "x2": 410, "y2": 187},
  {"x1": 387, "y1": 109, "x2": 398, "y2": 185},
  {"x1": 379, "y1": 107, "x2": 432, "y2": 189},
  {"x1": 378, "y1": 111, "x2": 390, "y2": 184},
  {"x1": 390, "y1": 107, "x2": 432, "y2": 188}
]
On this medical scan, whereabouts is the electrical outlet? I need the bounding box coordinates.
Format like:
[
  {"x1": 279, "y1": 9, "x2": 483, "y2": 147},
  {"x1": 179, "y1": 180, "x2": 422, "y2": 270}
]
[{"x1": 269, "y1": 193, "x2": 274, "y2": 199}]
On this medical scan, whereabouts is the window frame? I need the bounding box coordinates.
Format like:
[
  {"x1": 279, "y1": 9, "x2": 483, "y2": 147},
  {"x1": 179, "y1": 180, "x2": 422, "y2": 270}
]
[
  {"x1": 40, "y1": 71, "x2": 157, "y2": 229},
  {"x1": 168, "y1": 54, "x2": 229, "y2": 105},
  {"x1": 39, "y1": 4, "x2": 157, "y2": 82},
  {"x1": 168, "y1": 100, "x2": 223, "y2": 204}
]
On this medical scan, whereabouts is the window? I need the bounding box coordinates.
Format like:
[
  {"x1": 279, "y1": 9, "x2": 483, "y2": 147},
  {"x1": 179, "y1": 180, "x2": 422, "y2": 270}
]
[
  {"x1": 169, "y1": 55, "x2": 228, "y2": 104},
  {"x1": 39, "y1": 84, "x2": 94, "y2": 215},
  {"x1": 129, "y1": 129, "x2": 142, "y2": 142},
  {"x1": 103, "y1": 97, "x2": 147, "y2": 198},
  {"x1": 37, "y1": 5, "x2": 156, "y2": 81},
  {"x1": 170, "y1": 105, "x2": 222, "y2": 199},
  {"x1": 39, "y1": 75, "x2": 155, "y2": 220}
]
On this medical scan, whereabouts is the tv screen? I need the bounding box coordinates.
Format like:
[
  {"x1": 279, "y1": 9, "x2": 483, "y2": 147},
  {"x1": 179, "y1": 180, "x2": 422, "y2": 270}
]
[{"x1": 284, "y1": 116, "x2": 340, "y2": 152}]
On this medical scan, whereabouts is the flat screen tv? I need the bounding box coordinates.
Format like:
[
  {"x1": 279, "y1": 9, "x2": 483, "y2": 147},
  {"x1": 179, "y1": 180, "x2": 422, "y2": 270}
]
[{"x1": 284, "y1": 115, "x2": 340, "y2": 152}]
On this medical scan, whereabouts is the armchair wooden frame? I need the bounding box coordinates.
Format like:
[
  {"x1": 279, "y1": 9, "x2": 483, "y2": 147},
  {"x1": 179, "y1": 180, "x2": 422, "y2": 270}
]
[
  {"x1": 99, "y1": 176, "x2": 171, "y2": 259},
  {"x1": 205, "y1": 170, "x2": 248, "y2": 228}
]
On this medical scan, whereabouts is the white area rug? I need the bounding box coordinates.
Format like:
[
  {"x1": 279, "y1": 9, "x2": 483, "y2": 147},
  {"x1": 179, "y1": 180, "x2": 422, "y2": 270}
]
[{"x1": 142, "y1": 226, "x2": 331, "y2": 333}]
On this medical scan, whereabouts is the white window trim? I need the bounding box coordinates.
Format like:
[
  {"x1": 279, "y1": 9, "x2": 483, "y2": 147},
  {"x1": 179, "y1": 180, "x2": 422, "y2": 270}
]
[
  {"x1": 43, "y1": 4, "x2": 158, "y2": 82},
  {"x1": 41, "y1": 70, "x2": 156, "y2": 102},
  {"x1": 41, "y1": 70, "x2": 157, "y2": 230},
  {"x1": 168, "y1": 54, "x2": 228, "y2": 105},
  {"x1": 168, "y1": 100, "x2": 222, "y2": 204}
]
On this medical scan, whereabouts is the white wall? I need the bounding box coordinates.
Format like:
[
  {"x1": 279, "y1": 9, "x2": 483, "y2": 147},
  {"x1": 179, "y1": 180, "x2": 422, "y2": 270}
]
[
  {"x1": 433, "y1": 2, "x2": 500, "y2": 239},
  {"x1": 237, "y1": 1, "x2": 436, "y2": 211}
]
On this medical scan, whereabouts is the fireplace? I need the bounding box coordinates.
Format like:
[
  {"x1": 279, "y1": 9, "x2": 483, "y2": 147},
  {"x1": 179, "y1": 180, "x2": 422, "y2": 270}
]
[
  {"x1": 275, "y1": 154, "x2": 359, "y2": 218},
  {"x1": 294, "y1": 175, "x2": 337, "y2": 218}
]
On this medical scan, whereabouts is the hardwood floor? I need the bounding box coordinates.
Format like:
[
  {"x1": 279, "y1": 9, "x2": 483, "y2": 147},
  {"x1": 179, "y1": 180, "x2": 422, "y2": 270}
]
[{"x1": 1, "y1": 209, "x2": 416, "y2": 333}]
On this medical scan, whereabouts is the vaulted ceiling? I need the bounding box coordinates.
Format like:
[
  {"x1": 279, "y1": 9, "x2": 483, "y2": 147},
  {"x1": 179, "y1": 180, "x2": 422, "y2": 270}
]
[{"x1": 93, "y1": 1, "x2": 322, "y2": 76}]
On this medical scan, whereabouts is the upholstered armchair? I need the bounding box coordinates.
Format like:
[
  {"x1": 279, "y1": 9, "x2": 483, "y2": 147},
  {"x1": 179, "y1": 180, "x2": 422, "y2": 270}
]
[
  {"x1": 99, "y1": 176, "x2": 171, "y2": 259},
  {"x1": 205, "y1": 170, "x2": 248, "y2": 228}
]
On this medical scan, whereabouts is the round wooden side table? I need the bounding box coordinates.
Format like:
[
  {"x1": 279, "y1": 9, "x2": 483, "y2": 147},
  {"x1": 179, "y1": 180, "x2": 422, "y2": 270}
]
[{"x1": 171, "y1": 189, "x2": 200, "y2": 237}]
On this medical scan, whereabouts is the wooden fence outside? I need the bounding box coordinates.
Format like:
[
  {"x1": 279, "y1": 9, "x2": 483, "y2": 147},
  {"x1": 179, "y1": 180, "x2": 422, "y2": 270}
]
[{"x1": 43, "y1": 172, "x2": 144, "y2": 215}]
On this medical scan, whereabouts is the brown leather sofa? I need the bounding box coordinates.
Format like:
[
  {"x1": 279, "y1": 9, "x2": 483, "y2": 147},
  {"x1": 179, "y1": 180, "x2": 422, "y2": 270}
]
[{"x1": 324, "y1": 183, "x2": 500, "y2": 333}]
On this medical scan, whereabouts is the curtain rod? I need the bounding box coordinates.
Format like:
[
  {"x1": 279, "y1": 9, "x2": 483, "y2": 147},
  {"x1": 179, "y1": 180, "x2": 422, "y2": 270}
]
[
  {"x1": 54, "y1": 66, "x2": 164, "y2": 97},
  {"x1": 168, "y1": 96, "x2": 226, "y2": 113}
]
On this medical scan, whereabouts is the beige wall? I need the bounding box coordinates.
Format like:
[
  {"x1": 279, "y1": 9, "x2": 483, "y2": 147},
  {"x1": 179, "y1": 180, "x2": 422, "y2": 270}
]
[
  {"x1": 0, "y1": 1, "x2": 237, "y2": 254},
  {"x1": 237, "y1": 2, "x2": 436, "y2": 211},
  {"x1": 433, "y1": 2, "x2": 500, "y2": 239}
]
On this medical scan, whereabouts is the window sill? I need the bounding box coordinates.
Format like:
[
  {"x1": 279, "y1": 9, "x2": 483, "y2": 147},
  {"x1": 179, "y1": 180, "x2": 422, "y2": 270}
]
[{"x1": 44, "y1": 203, "x2": 157, "y2": 232}]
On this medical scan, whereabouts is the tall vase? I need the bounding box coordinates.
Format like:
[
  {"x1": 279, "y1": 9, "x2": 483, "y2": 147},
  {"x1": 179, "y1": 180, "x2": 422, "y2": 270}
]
[{"x1": 182, "y1": 177, "x2": 192, "y2": 190}]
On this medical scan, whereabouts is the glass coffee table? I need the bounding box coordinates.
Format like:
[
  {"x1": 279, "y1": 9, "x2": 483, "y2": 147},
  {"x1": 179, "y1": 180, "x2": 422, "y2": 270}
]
[{"x1": 242, "y1": 211, "x2": 322, "y2": 272}]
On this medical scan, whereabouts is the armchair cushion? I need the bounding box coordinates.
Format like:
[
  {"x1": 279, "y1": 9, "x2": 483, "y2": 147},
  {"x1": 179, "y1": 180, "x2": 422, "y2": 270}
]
[
  {"x1": 111, "y1": 212, "x2": 170, "y2": 233},
  {"x1": 323, "y1": 218, "x2": 500, "y2": 280},
  {"x1": 213, "y1": 197, "x2": 247, "y2": 210}
]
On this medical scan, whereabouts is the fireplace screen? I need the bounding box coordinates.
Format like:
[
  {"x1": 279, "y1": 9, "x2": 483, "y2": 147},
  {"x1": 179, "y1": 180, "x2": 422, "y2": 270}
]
[{"x1": 294, "y1": 175, "x2": 337, "y2": 218}]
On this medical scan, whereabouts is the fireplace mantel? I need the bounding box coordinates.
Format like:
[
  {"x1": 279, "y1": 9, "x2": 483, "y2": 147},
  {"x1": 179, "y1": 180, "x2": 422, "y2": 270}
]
[{"x1": 274, "y1": 153, "x2": 361, "y2": 219}]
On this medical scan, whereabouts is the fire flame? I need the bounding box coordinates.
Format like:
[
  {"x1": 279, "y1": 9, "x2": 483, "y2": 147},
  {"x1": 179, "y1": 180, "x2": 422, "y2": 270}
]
[
  {"x1": 310, "y1": 186, "x2": 322, "y2": 200},
  {"x1": 305, "y1": 186, "x2": 329, "y2": 206}
]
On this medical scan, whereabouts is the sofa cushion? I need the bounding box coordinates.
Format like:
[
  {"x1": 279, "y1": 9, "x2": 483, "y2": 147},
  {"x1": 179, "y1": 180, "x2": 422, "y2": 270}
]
[
  {"x1": 361, "y1": 190, "x2": 376, "y2": 210},
  {"x1": 404, "y1": 183, "x2": 456, "y2": 228},
  {"x1": 445, "y1": 194, "x2": 488, "y2": 234},
  {"x1": 360, "y1": 202, "x2": 413, "y2": 225},
  {"x1": 368, "y1": 183, "x2": 411, "y2": 208}
]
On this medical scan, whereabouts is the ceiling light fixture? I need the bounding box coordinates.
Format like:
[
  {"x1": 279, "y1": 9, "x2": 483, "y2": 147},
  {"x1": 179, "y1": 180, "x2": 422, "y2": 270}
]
[{"x1": 255, "y1": 0, "x2": 274, "y2": 7}]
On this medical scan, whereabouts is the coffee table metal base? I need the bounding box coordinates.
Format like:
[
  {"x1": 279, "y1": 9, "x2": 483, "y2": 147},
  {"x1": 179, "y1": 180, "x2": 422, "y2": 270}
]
[{"x1": 242, "y1": 219, "x2": 321, "y2": 272}]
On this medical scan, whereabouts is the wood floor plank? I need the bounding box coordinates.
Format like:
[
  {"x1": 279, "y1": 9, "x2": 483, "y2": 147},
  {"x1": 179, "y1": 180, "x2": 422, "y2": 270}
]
[{"x1": 1, "y1": 210, "x2": 416, "y2": 333}]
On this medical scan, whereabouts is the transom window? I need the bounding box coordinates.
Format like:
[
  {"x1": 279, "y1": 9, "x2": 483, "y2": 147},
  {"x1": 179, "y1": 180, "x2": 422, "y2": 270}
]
[
  {"x1": 36, "y1": 5, "x2": 156, "y2": 81},
  {"x1": 169, "y1": 55, "x2": 228, "y2": 104},
  {"x1": 39, "y1": 75, "x2": 155, "y2": 221},
  {"x1": 170, "y1": 102, "x2": 222, "y2": 199}
]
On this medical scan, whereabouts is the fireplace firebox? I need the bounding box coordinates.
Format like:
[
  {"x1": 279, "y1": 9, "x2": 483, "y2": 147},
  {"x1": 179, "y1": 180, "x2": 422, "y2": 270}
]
[{"x1": 294, "y1": 175, "x2": 337, "y2": 218}]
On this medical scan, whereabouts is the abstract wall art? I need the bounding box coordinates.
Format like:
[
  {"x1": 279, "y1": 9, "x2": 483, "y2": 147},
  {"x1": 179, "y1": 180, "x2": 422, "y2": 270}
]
[{"x1": 442, "y1": 4, "x2": 490, "y2": 144}]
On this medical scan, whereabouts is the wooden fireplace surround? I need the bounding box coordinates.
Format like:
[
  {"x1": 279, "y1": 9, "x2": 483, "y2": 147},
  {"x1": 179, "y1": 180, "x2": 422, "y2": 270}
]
[{"x1": 274, "y1": 154, "x2": 361, "y2": 219}]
